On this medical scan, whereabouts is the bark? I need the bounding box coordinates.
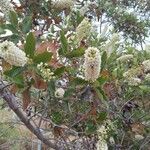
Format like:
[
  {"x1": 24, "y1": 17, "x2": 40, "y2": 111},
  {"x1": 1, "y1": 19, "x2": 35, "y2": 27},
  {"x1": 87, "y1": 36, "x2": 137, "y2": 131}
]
[{"x1": 0, "y1": 81, "x2": 60, "y2": 150}]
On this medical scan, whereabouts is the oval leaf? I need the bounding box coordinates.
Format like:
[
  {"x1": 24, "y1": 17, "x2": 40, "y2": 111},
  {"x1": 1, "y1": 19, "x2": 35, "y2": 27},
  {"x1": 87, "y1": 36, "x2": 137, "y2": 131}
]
[{"x1": 24, "y1": 32, "x2": 35, "y2": 58}]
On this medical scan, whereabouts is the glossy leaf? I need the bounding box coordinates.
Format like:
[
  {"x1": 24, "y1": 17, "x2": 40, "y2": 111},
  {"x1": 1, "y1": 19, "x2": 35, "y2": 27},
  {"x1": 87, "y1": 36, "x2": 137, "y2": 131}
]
[
  {"x1": 54, "y1": 66, "x2": 66, "y2": 76},
  {"x1": 24, "y1": 32, "x2": 35, "y2": 58},
  {"x1": 9, "y1": 11, "x2": 18, "y2": 27},
  {"x1": 97, "y1": 112, "x2": 107, "y2": 122},
  {"x1": 33, "y1": 51, "x2": 52, "y2": 64},
  {"x1": 95, "y1": 87, "x2": 107, "y2": 101},
  {"x1": 60, "y1": 30, "x2": 68, "y2": 55},
  {"x1": 85, "y1": 120, "x2": 97, "y2": 134},
  {"x1": 13, "y1": 75, "x2": 24, "y2": 88},
  {"x1": 65, "y1": 48, "x2": 85, "y2": 58},
  {"x1": 21, "y1": 16, "x2": 32, "y2": 33},
  {"x1": 4, "y1": 66, "x2": 25, "y2": 78}
]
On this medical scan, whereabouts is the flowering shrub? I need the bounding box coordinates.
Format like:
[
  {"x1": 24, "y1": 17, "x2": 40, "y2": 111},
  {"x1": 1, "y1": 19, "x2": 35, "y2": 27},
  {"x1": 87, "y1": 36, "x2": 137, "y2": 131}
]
[{"x1": 0, "y1": 0, "x2": 150, "y2": 149}]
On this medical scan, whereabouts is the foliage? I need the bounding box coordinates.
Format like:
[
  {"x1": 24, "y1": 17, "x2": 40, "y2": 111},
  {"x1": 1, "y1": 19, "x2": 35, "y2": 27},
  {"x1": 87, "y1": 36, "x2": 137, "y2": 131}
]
[{"x1": 0, "y1": 0, "x2": 150, "y2": 149}]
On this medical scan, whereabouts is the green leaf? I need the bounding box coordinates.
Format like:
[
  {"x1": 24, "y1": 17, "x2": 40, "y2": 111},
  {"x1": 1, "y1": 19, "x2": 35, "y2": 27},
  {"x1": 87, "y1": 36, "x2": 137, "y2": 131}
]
[
  {"x1": 95, "y1": 87, "x2": 107, "y2": 101},
  {"x1": 60, "y1": 30, "x2": 68, "y2": 55},
  {"x1": 4, "y1": 24, "x2": 18, "y2": 33},
  {"x1": 0, "y1": 26, "x2": 6, "y2": 34},
  {"x1": 9, "y1": 11, "x2": 18, "y2": 27},
  {"x1": 76, "y1": 12, "x2": 84, "y2": 25},
  {"x1": 65, "y1": 48, "x2": 85, "y2": 58},
  {"x1": 24, "y1": 32, "x2": 35, "y2": 58},
  {"x1": 97, "y1": 112, "x2": 107, "y2": 122},
  {"x1": 13, "y1": 75, "x2": 24, "y2": 88},
  {"x1": 4, "y1": 66, "x2": 25, "y2": 78},
  {"x1": 48, "y1": 79, "x2": 55, "y2": 96},
  {"x1": 139, "y1": 85, "x2": 150, "y2": 93},
  {"x1": 101, "y1": 51, "x2": 107, "y2": 71},
  {"x1": 33, "y1": 51, "x2": 52, "y2": 64},
  {"x1": 85, "y1": 120, "x2": 97, "y2": 134},
  {"x1": 51, "y1": 112, "x2": 62, "y2": 124},
  {"x1": 54, "y1": 66, "x2": 66, "y2": 77},
  {"x1": 71, "y1": 77, "x2": 88, "y2": 86},
  {"x1": 8, "y1": 34, "x2": 20, "y2": 44},
  {"x1": 64, "y1": 87, "x2": 75, "y2": 98},
  {"x1": 97, "y1": 76, "x2": 107, "y2": 85},
  {"x1": 21, "y1": 16, "x2": 32, "y2": 33}
]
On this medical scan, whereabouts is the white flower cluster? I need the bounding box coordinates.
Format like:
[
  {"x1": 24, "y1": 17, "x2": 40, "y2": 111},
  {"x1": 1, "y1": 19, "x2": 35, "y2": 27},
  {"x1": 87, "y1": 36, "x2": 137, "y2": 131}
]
[
  {"x1": 51, "y1": 0, "x2": 74, "y2": 10},
  {"x1": 0, "y1": 41, "x2": 28, "y2": 66},
  {"x1": 123, "y1": 67, "x2": 142, "y2": 86},
  {"x1": 0, "y1": 0, "x2": 14, "y2": 19},
  {"x1": 96, "y1": 137, "x2": 108, "y2": 150},
  {"x1": 37, "y1": 62, "x2": 55, "y2": 82},
  {"x1": 96, "y1": 125, "x2": 108, "y2": 150},
  {"x1": 123, "y1": 67, "x2": 142, "y2": 78},
  {"x1": 97, "y1": 125, "x2": 108, "y2": 139},
  {"x1": 76, "y1": 18, "x2": 92, "y2": 44},
  {"x1": 135, "y1": 134, "x2": 144, "y2": 140},
  {"x1": 96, "y1": 120, "x2": 114, "y2": 150},
  {"x1": 55, "y1": 88, "x2": 65, "y2": 98},
  {"x1": 142, "y1": 59, "x2": 150, "y2": 73},
  {"x1": 117, "y1": 54, "x2": 133, "y2": 63},
  {"x1": 145, "y1": 73, "x2": 150, "y2": 81},
  {"x1": 84, "y1": 47, "x2": 101, "y2": 82},
  {"x1": 128, "y1": 78, "x2": 141, "y2": 86}
]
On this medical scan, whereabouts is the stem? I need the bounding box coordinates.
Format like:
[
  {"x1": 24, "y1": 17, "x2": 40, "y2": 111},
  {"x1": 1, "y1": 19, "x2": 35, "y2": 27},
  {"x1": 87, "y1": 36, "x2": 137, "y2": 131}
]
[{"x1": 0, "y1": 80, "x2": 60, "y2": 150}]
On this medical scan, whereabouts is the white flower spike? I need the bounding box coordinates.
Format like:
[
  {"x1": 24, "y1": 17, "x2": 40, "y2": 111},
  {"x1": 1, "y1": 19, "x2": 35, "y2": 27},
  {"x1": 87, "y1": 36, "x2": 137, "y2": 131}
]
[
  {"x1": 76, "y1": 18, "x2": 92, "y2": 44},
  {"x1": 0, "y1": 0, "x2": 14, "y2": 19},
  {"x1": 52, "y1": 0, "x2": 74, "y2": 10},
  {"x1": 0, "y1": 41, "x2": 28, "y2": 67},
  {"x1": 84, "y1": 47, "x2": 101, "y2": 82}
]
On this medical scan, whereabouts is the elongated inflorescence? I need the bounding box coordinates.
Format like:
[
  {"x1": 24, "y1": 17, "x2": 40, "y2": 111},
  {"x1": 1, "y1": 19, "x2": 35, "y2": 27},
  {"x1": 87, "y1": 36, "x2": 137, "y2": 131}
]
[
  {"x1": 84, "y1": 47, "x2": 101, "y2": 82},
  {"x1": 0, "y1": 41, "x2": 28, "y2": 67}
]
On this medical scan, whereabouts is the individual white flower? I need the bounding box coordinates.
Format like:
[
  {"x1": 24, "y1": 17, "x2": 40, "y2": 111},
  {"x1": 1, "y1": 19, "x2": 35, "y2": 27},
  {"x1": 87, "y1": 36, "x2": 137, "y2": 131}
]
[
  {"x1": 0, "y1": 41, "x2": 28, "y2": 66},
  {"x1": 84, "y1": 47, "x2": 101, "y2": 82},
  {"x1": 55, "y1": 88, "x2": 65, "y2": 98},
  {"x1": 135, "y1": 134, "x2": 144, "y2": 140},
  {"x1": 37, "y1": 62, "x2": 55, "y2": 81},
  {"x1": 142, "y1": 59, "x2": 150, "y2": 73},
  {"x1": 128, "y1": 77, "x2": 141, "y2": 86},
  {"x1": 51, "y1": 0, "x2": 74, "y2": 10},
  {"x1": 0, "y1": 0, "x2": 14, "y2": 19},
  {"x1": 76, "y1": 18, "x2": 92, "y2": 44},
  {"x1": 145, "y1": 73, "x2": 150, "y2": 81},
  {"x1": 117, "y1": 54, "x2": 133, "y2": 63}
]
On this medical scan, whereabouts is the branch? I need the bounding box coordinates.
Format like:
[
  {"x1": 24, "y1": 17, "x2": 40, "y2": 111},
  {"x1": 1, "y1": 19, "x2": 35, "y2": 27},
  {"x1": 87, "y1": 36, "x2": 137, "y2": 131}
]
[{"x1": 0, "y1": 81, "x2": 60, "y2": 150}]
